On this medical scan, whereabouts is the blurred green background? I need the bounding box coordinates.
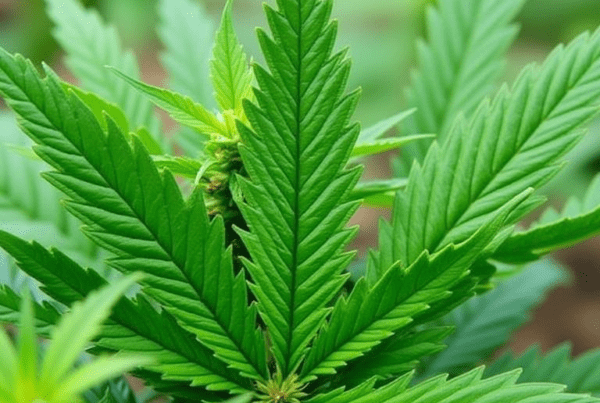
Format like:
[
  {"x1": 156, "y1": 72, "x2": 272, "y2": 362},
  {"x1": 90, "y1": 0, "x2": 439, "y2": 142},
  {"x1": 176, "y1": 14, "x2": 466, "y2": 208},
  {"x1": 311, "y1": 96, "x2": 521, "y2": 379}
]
[
  {"x1": 1, "y1": 0, "x2": 600, "y2": 361},
  {"x1": 5, "y1": 0, "x2": 600, "y2": 126}
]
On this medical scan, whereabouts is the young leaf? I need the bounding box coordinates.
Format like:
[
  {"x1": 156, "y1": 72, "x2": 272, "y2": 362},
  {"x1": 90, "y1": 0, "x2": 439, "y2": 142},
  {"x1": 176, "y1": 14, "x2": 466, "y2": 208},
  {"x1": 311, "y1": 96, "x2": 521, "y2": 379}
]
[
  {"x1": 45, "y1": 0, "x2": 162, "y2": 136},
  {"x1": 110, "y1": 68, "x2": 227, "y2": 136},
  {"x1": 0, "y1": 50, "x2": 267, "y2": 381},
  {"x1": 158, "y1": 0, "x2": 214, "y2": 106},
  {"x1": 235, "y1": 0, "x2": 362, "y2": 376},
  {"x1": 0, "y1": 230, "x2": 249, "y2": 395},
  {"x1": 495, "y1": 174, "x2": 600, "y2": 263},
  {"x1": 350, "y1": 134, "x2": 434, "y2": 159},
  {"x1": 421, "y1": 258, "x2": 568, "y2": 377},
  {"x1": 402, "y1": 0, "x2": 527, "y2": 167},
  {"x1": 152, "y1": 155, "x2": 203, "y2": 179},
  {"x1": 210, "y1": 0, "x2": 253, "y2": 114},
  {"x1": 356, "y1": 109, "x2": 416, "y2": 144},
  {"x1": 486, "y1": 343, "x2": 600, "y2": 395},
  {"x1": 38, "y1": 274, "x2": 145, "y2": 394},
  {"x1": 349, "y1": 178, "x2": 407, "y2": 203},
  {"x1": 0, "y1": 275, "x2": 150, "y2": 403}
]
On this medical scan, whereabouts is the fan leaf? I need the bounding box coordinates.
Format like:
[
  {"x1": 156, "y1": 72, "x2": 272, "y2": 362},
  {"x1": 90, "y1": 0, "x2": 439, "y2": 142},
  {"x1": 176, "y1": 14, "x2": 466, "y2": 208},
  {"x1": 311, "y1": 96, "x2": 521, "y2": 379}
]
[
  {"x1": 0, "y1": 49, "x2": 267, "y2": 381},
  {"x1": 234, "y1": 0, "x2": 362, "y2": 376}
]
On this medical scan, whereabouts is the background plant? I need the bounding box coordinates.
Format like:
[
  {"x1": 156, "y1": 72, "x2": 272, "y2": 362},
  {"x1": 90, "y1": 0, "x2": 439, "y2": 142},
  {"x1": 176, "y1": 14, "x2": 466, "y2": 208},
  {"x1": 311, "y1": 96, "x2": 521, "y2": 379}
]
[{"x1": 0, "y1": 0, "x2": 599, "y2": 402}]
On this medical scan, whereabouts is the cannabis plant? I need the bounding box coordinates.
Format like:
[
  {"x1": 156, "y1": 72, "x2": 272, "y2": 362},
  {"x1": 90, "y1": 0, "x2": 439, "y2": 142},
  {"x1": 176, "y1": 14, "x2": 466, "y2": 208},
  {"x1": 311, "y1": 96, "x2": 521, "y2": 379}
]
[{"x1": 1, "y1": 0, "x2": 600, "y2": 401}]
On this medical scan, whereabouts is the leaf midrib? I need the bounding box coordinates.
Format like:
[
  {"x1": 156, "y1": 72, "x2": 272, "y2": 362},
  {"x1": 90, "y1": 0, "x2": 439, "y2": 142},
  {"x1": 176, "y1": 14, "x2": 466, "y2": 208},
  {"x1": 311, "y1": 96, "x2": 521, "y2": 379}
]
[{"x1": 283, "y1": 0, "x2": 304, "y2": 377}]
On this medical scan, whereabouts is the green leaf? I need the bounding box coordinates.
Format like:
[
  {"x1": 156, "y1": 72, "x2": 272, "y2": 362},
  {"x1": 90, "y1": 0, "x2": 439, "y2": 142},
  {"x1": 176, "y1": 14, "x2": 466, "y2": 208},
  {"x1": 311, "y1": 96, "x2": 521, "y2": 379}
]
[
  {"x1": 0, "y1": 273, "x2": 149, "y2": 403},
  {"x1": 402, "y1": 0, "x2": 527, "y2": 168},
  {"x1": 0, "y1": 50, "x2": 267, "y2": 382},
  {"x1": 356, "y1": 109, "x2": 416, "y2": 144},
  {"x1": 55, "y1": 355, "x2": 151, "y2": 401},
  {"x1": 0, "y1": 230, "x2": 247, "y2": 395},
  {"x1": 63, "y1": 84, "x2": 130, "y2": 136},
  {"x1": 0, "y1": 285, "x2": 59, "y2": 336},
  {"x1": 495, "y1": 174, "x2": 600, "y2": 263},
  {"x1": 18, "y1": 290, "x2": 37, "y2": 387},
  {"x1": 45, "y1": 0, "x2": 162, "y2": 136},
  {"x1": 223, "y1": 393, "x2": 255, "y2": 403},
  {"x1": 235, "y1": 0, "x2": 362, "y2": 376},
  {"x1": 110, "y1": 68, "x2": 227, "y2": 136},
  {"x1": 300, "y1": 189, "x2": 529, "y2": 381},
  {"x1": 305, "y1": 374, "x2": 410, "y2": 403},
  {"x1": 486, "y1": 343, "x2": 600, "y2": 395},
  {"x1": 211, "y1": 0, "x2": 253, "y2": 114},
  {"x1": 39, "y1": 274, "x2": 144, "y2": 394},
  {"x1": 421, "y1": 258, "x2": 568, "y2": 377},
  {"x1": 152, "y1": 155, "x2": 203, "y2": 179},
  {"x1": 349, "y1": 178, "x2": 407, "y2": 203},
  {"x1": 342, "y1": 327, "x2": 454, "y2": 388},
  {"x1": 97, "y1": 388, "x2": 118, "y2": 403},
  {"x1": 157, "y1": 0, "x2": 214, "y2": 106},
  {"x1": 350, "y1": 134, "x2": 434, "y2": 159},
  {"x1": 386, "y1": 27, "x2": 600, "y2": 277},
  {"x1": 308, "y1": 367, "x2": 600, "y2": 403}
]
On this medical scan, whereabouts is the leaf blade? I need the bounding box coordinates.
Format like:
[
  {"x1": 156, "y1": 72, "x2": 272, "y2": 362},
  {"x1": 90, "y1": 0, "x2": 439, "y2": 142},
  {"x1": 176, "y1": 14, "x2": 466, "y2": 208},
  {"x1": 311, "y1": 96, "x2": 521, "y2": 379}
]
[
  {"x1": 236, "y1": 0, "x2": 363, "y2": 376},
  {"x1": 0, "y1": 49, "x2": 267, "y2": 381},
  {"x1": 210, "y1": 0, "x2": 253, "y2": 113}
]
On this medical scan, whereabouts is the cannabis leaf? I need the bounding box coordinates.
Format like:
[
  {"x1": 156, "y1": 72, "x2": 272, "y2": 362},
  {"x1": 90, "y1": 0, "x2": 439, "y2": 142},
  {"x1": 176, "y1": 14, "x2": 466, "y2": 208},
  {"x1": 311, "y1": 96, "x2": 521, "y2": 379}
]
[
  {"x1": 307, "y1": 367, "x2": 598, "y2": 403},
  {"x1": 0, "y1": 274, "x2": 149, "y2": 403},
  {"x1": 108, "y1": 71, "x2": 227, "y2": 137},
  {"x1": 300, "y1": 190, "x2": 528, "y2": 381},
  {"x1": 211, "y1": 0, "x2": 253, "y2": 115},
  {"x1": 402, "y1": 0, "x2": 527, "y2": 168},
  {"x1": 0, "y1": 50, "x2": 267, "y2": 382},
  {"x1": 234, "y1": 0, "x2": 362, "y2": 377},
  {"x1": 390, "y1": 27, "x2": 600, "y2": 269},
  {"x1": 486, "y1": 343, "x2": 600, "y2": 395},
  {"x1": 334, "y1": 24, "x2": 600, "y2": 386},
  {"x1": 158, "y1": 0, "x2": 214, "y2": 106},
  {"x1": 495, "y1": 174, "x2": 600, "y2": 263},
  {"x1": 45, "y1": 0, "x2": 162, "y2": 137},
  {"x1": 0, "y1": 230, "x2": 247, "y2": 398}
]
